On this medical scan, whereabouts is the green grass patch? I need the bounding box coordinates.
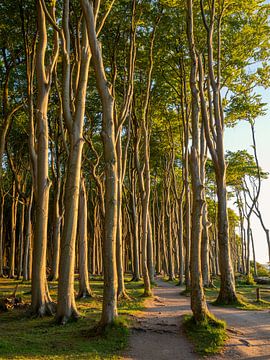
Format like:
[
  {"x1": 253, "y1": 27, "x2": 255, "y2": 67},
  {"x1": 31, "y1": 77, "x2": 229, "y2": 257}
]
[
  {"x1": 162, "y1": 276, "x2": 179, "y2": 286},
  {"x1": 0, "y1": 276, "x2": 145, "y2": 359},
  {"x1": 183, "y1": 314, "x2": 227, "y2": 356},
  {"x1": 203, "y1": 277, "x2": 270, "y2": 311}
]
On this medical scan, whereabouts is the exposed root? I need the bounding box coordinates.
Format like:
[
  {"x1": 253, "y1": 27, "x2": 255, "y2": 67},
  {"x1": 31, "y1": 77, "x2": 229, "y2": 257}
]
[
  {"x1": 85, "y1": 317, "x2": 127, "y2": 338},
  {"x1": 213, "y1": 292, "x2": 241, "y2": 307},
  {"x1": 142, "y1": 289, "x2": 152, "y2": 297},
  {"x1": 76, "y1": 289, "x2": 94, "y2": 300},
  {"x1": 31, "y1": 301, "x2": 56, "y2": 317},
  {"x1": 117, "y1": 290, "x2": 131, "y2": 301},
  {"x1": 56, "y1": 309, "x2": 80, "y2": 325}
]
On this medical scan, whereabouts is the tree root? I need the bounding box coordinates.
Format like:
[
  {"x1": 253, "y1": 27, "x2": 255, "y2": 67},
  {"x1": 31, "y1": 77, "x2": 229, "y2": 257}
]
[
  {"x1": 117, "y1": 290, "x2": 131, "y2": 301},
  {"x1": 55, "y1": 309, "x2": 80, "y2": 325},
  {"x1": 30, "y1": 301, "x2": 56, "y2": 317},
  {"x1": 142, "y1": 289, "x2": 152, "y2": 297},
  {"x1": 76, "y1": 289, "x2": 94, "y2": 299}
]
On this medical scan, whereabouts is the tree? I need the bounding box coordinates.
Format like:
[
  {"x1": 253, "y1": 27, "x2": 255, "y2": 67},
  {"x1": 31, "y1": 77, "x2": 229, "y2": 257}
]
[
  {"x1": 81, "y1": 0, "x2": 118, "y2": 326},
  {"x1": 187, "y1": 0, "x2": 210, "y2": 322},
  {"x1": 30, "y1": 0, "x2": 58, "y2": 316}
]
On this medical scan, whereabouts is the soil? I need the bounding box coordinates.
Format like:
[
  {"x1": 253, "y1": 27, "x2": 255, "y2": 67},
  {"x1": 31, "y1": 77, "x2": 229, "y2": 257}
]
[{"x1": 123, "y1": 279, "x2": 270, "y2": 360}]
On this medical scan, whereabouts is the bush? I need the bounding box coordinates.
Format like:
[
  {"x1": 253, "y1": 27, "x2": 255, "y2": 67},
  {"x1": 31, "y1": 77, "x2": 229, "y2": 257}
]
[
  {"x1": 251, "y1": 261, "x2": 270, "y2": 277},
  {"x1": 244, "y1": 274, "x2": 256, "y2": 285}
]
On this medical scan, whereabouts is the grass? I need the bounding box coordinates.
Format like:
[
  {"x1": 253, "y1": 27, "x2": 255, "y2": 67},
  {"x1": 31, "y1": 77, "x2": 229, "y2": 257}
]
[
  {"x1": 161, "y1": 276, "x2": 179, "y2": 286},
  {"x1": 183, "y1": 314, "x2": 227, "y2": 356},
  {"x1": 202, "y1": 277, "x2": 270, "y2": 310},
  {"x1": 0, "y1": 276, "x2": 145, "y2": 360},
  {"x1": 161, "y1": 275, "x2": 270, "y2": 308}
]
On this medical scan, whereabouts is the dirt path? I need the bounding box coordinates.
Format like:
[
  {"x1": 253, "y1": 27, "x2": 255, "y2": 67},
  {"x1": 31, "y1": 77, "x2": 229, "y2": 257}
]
[
  {"x1": 210, "y1": 305, "x2": 270, "y2": 359},
  {"x1": 123, "y1": 279, "x2": 270, "y2": 360}
]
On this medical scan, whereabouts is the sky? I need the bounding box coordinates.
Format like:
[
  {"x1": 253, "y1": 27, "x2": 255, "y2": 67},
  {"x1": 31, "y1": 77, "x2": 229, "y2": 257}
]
[{"x1": 224, "y1": 88, "x2": 270, "y2": 265}]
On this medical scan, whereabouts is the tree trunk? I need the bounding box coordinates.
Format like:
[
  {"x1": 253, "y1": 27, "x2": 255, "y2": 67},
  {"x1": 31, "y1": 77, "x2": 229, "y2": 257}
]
[
  {"x1": 23, "y1": 190, "x2": 33, "y2": 281},
  {"x1": 17, "y1": 200, "x2": 25, "y2": 279},
  {"x1": 215, "y1": 182, "x2": 238, "y2": 304},
  {"x1": 166, "y1": 187, "x2": 175, "y2": 281},
  {"x1": 57, "y1": 135, "x2": 85, "y2": 323},
  {"x1": 199, "y1": 0, "x2": 238, "y2": 305},
  {"x1": 0, "y1": 192, "x2": 5, "y2": 277},
  {"x1": 131, "y1": 174, "x2": 140, "y2": 281},
  {"x1": 49, "y1": 179, "x2": 61, "y2": 281},
  {"x1": 9, "y1": 183, "x2": 18, "y2": 278},
  {"x1": 81, "y1": 0, "x2": 118, "y2": 325},
  {"x1": 77, "y1": 178, "x2": 92, "y2": 299},
  {"x1": 116, "y1": 134, "x2": 128, "y2": 298},
  {"x1": 134, "y1": 128, "x2": 151, "y2": 295},
  {"x1": 161, "y1": 198, "x2": 168, "y2": 276},
  {"x1": 56, "y1": 4, "x2": 90, "y2": 323},
  {"x1": 31, "y1": 0, "x2": 58, "y2": 316},
  {"x1": 187, "y1": 0, "x2": 210, "y2": 322},
  {"x1": 200, "y1": 126, "x2": 211, "y2": 287},
  {"x1": 184, "y1": 149, "x2": 191, "y2": 288},
  {"x1": 250, "y1": 229, "x2": 257, "y2": 277},
  {"x1": 177, "y1": 197, "x2": 184, "y2": 285},
  {"x1": 147, "y1": 216, "x2": 155, "y2": 283}
]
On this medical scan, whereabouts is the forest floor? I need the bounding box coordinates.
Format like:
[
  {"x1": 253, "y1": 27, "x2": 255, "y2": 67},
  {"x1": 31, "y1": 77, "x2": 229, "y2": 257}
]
[
  {"x1": 1, "y1": 277, "x2": 270, "y2": 359},
  {"x1": 0, "y1": 277, "x2": 144, "y2": 360},
  {"x1": 123, "y1": 278, "x2": 270, "y2": 360}
]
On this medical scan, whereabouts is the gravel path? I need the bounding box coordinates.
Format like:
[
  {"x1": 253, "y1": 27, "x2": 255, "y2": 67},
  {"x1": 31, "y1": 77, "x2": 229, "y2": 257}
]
[{"x1": 123, "y1": 279, "x2": 270, "y2": 360}]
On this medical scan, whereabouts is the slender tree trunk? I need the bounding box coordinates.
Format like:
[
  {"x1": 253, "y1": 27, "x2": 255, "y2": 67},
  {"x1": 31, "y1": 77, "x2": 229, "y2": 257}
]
[
  {"x1": 49, "y1": 179, "x2": 61, "y2": 281},
  {"x1": 31, "y1": 0, "x2": 57, "y2": 316},
  {"x1": 147, "y1": 216, "x2": 155, "y2": 282},
  {"x1": 116, "y1": 135, "x2": 128, "y2": 298},
  {"x1": 82, "y1": 0, "x2": 118, "y2": 325},
  {"x1": 237, "y1": 195, "x2": 246, "y2": 274},
  {"x1": 156, "y1": 224, "x2": 161, "y2": 275},
  {"x1": 215, "y1": 182, "x2": 237, "y2": 304},
  {"x1": 56, "y1": 6, "x2": 90, "y2": 322},
  {"x1": 187, "y1": 0, "x2": 210, "y2": 322},
  {"x1": 161, "y1": 198, "x2": 168, "y2": 275},
  {"x1": 134, "y1": 130, "x2": 152, "y2": 295},
  {"x1": 57, "y1": 135, "x2": 85, "y2": 322},
  {"x1": 199, "y1": 0, "x2": 238, "y2": 304},
  {"x1": 0, "y1": 192, "x2": 4, "y2": 277},
  {"x1": 17, "y1": 200, "x2": 25, "y2": 279},
  {"x1": 200, "y1": 126, "x2": 211, "y2": 287},
  {"x1": 131, "y1": 175, "x2": 140, "y2": 281},
  {"x1": 141, "y1": 193, "x2": 152, "y2": 296},
  {"x1": 201, "y1": 208, "x2": 211, "y2": 287},
  {"x1": 250, "y1": 229, "x2": 257, "y2": 277},
  {"x1": 23, "y1": 190, "x2": 33, "y2": 281},
  {"x1": 166, "y1": 186, "x2": 175, "y2": 281},
  {"x1": 184, "y1": 148, "x2": 191, "y2": 289},
  {"x1": 177, "y1": 197, "x2": 184, "y2": 285},
  {"x1": 9, "y1": 183, "x2": 18, "y2": 278},
  {"x1": 77, "y1": 178, "x2": 92, "y2": 298}
]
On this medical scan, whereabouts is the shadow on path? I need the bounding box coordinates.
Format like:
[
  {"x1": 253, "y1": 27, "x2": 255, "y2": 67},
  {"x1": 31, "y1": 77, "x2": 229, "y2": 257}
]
[{"x1": 123, "y1": 278, "x2": 270, "y2": 360}]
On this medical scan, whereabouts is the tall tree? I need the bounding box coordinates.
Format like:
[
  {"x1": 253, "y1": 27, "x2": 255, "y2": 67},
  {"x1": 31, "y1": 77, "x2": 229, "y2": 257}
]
[{"x1": 30, "y1": 0, "x2": 58, "y2": 316}]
